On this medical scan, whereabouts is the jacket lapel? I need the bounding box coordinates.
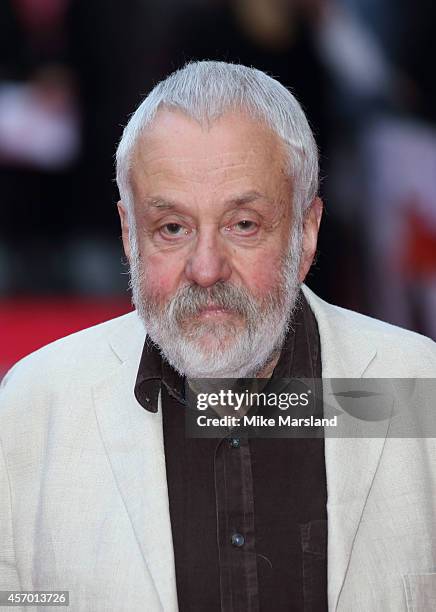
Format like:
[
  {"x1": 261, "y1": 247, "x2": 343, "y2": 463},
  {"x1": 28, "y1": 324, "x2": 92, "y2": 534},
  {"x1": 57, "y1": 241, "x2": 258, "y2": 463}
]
[
  {"x1": 302, "y1": 286, "x2": 389, "y2": 611},
  {"x1": 92, "y1": 314, "x2": 178, "y2": 612}
]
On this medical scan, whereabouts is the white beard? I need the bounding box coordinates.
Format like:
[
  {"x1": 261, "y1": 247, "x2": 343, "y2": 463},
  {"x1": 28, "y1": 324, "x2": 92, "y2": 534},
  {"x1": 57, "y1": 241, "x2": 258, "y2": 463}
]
[{"x1": 129, "y1": 222, "x2": 303, "y2": 379}]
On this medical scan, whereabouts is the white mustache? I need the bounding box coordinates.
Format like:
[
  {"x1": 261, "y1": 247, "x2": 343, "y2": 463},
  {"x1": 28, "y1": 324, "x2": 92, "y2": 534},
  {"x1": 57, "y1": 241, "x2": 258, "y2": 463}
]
[{"x1": 167, "y1": 282, "x2": 257, "y2": 323}]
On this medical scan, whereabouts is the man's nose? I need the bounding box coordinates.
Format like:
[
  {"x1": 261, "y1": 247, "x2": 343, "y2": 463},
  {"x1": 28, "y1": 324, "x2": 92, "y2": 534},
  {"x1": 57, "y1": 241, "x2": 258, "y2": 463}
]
[{"x1": 184, "y1": 230, "x2": 232, "y2": 287}]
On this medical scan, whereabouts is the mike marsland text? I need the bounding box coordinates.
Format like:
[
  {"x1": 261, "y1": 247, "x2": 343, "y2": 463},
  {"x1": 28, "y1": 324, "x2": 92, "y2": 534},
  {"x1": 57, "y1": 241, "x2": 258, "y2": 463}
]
[{"x1": 196, "y1": 415, "x2": 338, "y2": 428}]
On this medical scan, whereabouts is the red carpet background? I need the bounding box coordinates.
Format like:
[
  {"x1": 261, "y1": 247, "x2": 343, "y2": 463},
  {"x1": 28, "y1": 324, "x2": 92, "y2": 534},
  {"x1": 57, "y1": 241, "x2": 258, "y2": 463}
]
[{"x1": 0, "y1": 298, "x2": 133, "y2": 378}]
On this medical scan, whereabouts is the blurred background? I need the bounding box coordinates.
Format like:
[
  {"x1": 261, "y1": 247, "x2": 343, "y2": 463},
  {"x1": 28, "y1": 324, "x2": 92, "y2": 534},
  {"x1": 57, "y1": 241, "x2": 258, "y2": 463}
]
[{"x1": 1, "y1": 0, "x2": 436, "y2": 376}]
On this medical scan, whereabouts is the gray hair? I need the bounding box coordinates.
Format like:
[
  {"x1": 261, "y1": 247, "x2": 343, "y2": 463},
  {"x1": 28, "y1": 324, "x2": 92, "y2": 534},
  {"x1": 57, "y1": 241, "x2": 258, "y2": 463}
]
[{"x1": 115, "y1": 60, "x2": 319, "y2": 221}]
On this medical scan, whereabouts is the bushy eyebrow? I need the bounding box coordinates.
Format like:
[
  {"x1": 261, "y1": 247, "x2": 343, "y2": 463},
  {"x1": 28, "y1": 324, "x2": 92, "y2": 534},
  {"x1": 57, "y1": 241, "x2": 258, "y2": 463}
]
[
  {"x1": 229, "y1": 190, "x2": 266, "y2": 207},
  {"x1": 144, "y1": 197, "x2": 177, "y2": 211},
  {"x1": 143, "y1": 190, "x2": 266, "y2": 211}
]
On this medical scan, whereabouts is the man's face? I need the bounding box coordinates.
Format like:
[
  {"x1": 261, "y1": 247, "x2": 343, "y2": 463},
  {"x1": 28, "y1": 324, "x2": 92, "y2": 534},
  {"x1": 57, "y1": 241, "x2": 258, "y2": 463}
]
[{"x1": 119, "y1": 109, "x2": 321, "y2": 378}]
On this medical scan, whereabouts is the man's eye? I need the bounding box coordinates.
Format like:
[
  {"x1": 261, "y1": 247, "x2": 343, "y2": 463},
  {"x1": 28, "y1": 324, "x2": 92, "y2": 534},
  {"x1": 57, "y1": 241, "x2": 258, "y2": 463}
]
[
  {"x1": 161, "y1": 223, "x2": 185, "y2": 236},
  {"x1": 234, "y1": 220, "x2": 257, "y2": 232}
]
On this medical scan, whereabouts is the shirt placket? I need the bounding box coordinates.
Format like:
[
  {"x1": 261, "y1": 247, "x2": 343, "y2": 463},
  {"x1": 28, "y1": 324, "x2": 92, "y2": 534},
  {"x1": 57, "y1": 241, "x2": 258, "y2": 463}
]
[{"x1": 214, "y1": 436, "x2": 259, "y2": 612}]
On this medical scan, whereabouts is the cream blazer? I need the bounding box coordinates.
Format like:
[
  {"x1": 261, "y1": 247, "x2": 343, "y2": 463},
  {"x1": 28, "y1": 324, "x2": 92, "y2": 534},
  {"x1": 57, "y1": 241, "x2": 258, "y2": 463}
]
[{"x1": 1, "y1": 285, "x2": 436, "y2": 611}]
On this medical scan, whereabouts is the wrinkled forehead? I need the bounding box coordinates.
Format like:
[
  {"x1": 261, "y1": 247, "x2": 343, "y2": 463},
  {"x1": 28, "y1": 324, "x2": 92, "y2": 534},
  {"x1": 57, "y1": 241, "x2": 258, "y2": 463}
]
[{"x1": 129, "y1": 108, "x2": 290, "y2": 193}]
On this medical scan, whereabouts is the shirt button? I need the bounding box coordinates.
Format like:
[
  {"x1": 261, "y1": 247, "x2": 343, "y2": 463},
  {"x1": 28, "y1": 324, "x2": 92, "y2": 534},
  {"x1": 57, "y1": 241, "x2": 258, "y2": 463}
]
[
  {"x1": 229, "y1": 438, "x2": 241, "y2": 448},
  {"x1": 231, "y1": 533, "x2": 245, "y2": 548}
]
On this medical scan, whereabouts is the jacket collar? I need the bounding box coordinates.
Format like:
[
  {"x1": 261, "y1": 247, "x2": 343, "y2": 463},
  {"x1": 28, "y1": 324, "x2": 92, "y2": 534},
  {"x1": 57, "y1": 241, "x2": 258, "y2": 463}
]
[{"x1": 301, "y1": 284, "x2": 377, "y2": 378}]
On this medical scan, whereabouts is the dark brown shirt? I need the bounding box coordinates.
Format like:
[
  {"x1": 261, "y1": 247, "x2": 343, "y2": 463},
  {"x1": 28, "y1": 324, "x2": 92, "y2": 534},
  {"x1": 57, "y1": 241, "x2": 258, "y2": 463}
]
[{"x1": 134, "y1": 293, "x2": 327, "y2": 612}]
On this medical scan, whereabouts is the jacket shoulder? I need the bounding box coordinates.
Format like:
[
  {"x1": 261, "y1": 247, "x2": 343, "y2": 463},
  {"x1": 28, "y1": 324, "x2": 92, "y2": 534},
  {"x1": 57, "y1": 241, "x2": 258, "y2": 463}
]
[
  {"x1": 332, "y1": 301, "x2": 434, "y2": 350},
  {"x1": 302, "y1": 284, "x2": 436, "y2": 375},
  {"x1": 1, "y1": 311, "x2": 145, "y2": 399}
]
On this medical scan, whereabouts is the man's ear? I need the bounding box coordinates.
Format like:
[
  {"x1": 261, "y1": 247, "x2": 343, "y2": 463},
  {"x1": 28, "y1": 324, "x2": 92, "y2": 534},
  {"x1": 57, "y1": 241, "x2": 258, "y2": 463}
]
[
  {"x1": 117, "y1": 201, "x2": 132, "y2": 262},
  {"x1": 298, "y1": 196, "x2": 323, "y2": 283}
]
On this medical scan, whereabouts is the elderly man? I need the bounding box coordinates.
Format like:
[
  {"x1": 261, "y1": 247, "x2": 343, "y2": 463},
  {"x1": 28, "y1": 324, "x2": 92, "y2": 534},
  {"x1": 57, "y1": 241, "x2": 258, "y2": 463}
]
[{"x1": 1, "y1": 61, "x2": 435, "y2": 612}]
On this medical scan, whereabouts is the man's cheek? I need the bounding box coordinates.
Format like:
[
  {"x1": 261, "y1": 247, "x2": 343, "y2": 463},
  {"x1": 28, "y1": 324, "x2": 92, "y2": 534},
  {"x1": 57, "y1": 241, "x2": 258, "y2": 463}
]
[
  {"x1": 144, "y1": 269, "x2": 181, "y2": 302},
  {"x1": 143, "y1": 250, "x2": 184, "y2": 292},
  {"x1": 246, "y1": 265, "x2": 282, "y2": 296}
]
